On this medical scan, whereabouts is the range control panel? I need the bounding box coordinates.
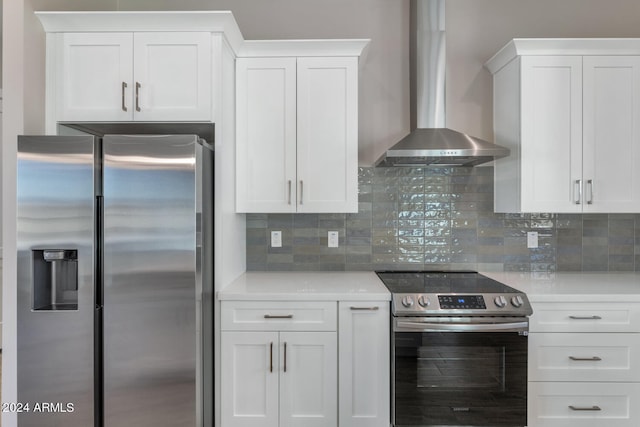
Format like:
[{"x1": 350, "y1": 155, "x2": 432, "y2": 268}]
[
  {"x1": 438, "y1": 295, "x2": 486, "y2": 310},
  {"x1": 392, "y1": 293, "x2": 533, "y2": 316}
]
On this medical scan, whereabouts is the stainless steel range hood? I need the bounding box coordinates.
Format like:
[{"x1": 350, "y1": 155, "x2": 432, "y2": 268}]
[{"x1": 376, "y1": 0, "x2": 509, "y2": 167}]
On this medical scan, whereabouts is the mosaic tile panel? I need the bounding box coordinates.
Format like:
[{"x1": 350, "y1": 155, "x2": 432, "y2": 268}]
[{"x1": 246, "y1": 166, "x2": 640, "y2": 272}]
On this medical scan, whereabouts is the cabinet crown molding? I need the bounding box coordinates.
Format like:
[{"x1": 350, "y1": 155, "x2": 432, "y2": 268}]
[
  {"x1": 485, "y1": 38, "x2": 640, "y2": 74},
  {"x1": 238, "y1": 39, "x2": 370, "y2": 58},
  {"x1": 35, "y1": 11, "x2": 245, "y2": 54}
]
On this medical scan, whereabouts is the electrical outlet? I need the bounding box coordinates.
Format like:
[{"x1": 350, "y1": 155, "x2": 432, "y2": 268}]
[
  {"x1": 527, "y1": 231, "x2": 538, "y2": 249},
  {"x1": 328, "y1": 231, "x2": 339, "y2": 248},
  {"x1": 271, "y1": 230, "x2": 282, "y2": 248}
]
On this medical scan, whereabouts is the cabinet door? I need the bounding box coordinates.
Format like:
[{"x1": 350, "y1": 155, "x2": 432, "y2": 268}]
[
  {"x1": 58, "y1": 33, "x2": 133, "y2": 121},
  {"x1": 520, "y1": 56, "x2": 583, "y2": 212},
  {"x1": 279, "y1": 332, "x2": 337, "y2": 427},
  {"x1": 297, "y1": 57, "x2": 359, "y2": 213},
  {"x1": 583, "y1": 56, "x2": 640, "y2": 212},
  {"x1": 221, "y1": 331, "x2": 279, "y2": 427},
  {"x1": 338, "y1": 302, "x2": 390, "y2": 427},
  {"x1": 133, "y1": 32, "x2": 212, "y2": 121},
  {"x1": 236, "y1": 57, "x2": 297, "y2": 212}
]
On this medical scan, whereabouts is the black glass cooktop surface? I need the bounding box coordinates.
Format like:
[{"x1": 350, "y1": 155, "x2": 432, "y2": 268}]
[{"x1": 376, "y1": 271, "x2": 521, "y2": 294}]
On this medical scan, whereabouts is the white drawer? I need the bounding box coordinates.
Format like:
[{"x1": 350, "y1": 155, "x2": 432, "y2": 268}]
[
  {"x1": 530, "y1": 302, "x2": 640, "y2": 333},
  {"x1": 529, "y1": 333, "x2": 640, "y2": 382},
  {"x1": 221, "y1": 301, "x2": 337, "y2": 331},
  {"x1": 528, "y1": 382, "x2": 640, "y2": 427}
]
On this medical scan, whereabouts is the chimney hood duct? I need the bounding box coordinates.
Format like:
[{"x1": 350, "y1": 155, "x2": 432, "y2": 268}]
[{"x1": 376, "y1": 0, "x2": 509, "y2": 167}]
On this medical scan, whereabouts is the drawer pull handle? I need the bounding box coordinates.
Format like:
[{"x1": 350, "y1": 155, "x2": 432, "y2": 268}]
[
  {"x1": 569, "y1": 356, "x2": 602, "y2": 361},
  {"x1": 569, "y1": 315, "x2": 602, "y2": 320},
  {"x1": 569, "y1": 405, "x2": 601, "y2": 411},
  {"x1": 264, "y1": 314, "x2": 294, "y2": 319},
  {"x1": 350, "y1": 306, "x2": 380, "y2": 311}
]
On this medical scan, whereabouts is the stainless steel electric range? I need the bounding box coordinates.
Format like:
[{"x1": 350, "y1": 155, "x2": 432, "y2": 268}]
[{"x1": 376, "y1": 271, "x2": 533, "y2": 427}]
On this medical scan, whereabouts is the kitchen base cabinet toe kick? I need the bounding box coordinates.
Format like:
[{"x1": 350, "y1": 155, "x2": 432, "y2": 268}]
[{"x1": 220, "y1": 299, "x2": 390, "y2": 427}]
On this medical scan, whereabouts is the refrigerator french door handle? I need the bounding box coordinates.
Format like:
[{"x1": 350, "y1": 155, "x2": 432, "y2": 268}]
[{"x1": 95, "y1": 194, "x2": 105, "y2": 427}]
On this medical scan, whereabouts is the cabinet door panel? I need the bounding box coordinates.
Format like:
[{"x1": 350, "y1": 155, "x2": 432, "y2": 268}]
[
  {"x1": 338, "y1": 302, "x2": 390, "y2": 427},
  {"x1": 236, "y1": 57, "x2": 297, "y2": 212},
  {"x1": 297, "y1": 57, "x2": 358, "y2": 213},
  {"x1": 58, "y1": 33, "x2": 133, "y2": 121},
  {"x1": 221, "y1": 332, "x2": 279, "y2": 427},
  {"x1": 133, "y1": 32, "x2": 212, "y2": 121},
  {"x1": 583, "y1": 56, "x2": 640, "y2": 212},
  {"x1": 279, "y1": 332, "x2": 337, "y2": 427},
  {"x1": 521, "y1": 56, "x2": 583, "y2": 212}
]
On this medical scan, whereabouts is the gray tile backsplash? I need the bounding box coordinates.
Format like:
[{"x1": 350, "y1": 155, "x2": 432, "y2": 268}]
[{"x1": 247, "y1": 166, "x2": 640, "y2": 272}]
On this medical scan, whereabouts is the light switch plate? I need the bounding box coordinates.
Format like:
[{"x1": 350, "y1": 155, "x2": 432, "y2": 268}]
[{"x1": 527, "y1": 231, "x2": 538, "y2": 249}]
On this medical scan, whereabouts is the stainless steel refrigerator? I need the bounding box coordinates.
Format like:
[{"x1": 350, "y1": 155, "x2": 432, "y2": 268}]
[{"x1": 16, "y1": 132, "x2": 213, "y2": 427}]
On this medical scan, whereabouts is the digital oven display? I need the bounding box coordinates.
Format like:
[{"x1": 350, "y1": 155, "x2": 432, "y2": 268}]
[{"x1": 438, "y1": 295, "x2": 486, "y2": 309}]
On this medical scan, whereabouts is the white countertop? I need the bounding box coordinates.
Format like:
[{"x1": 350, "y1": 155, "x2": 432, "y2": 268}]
[
  {"x1": 218, "y1": 271, "x2": 391, "y2": 301},
  {"x1": 482, "y1": 271, "x2": 640, "y2": 302}
]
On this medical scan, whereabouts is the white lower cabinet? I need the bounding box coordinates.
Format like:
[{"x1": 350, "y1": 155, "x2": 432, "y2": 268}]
[
  {"x1": 338, "y1": 301, "x2": 390, "y2": 427},
  {"x1": 220, "y1": 299, "x2": 390, "y2": 427},
  {"x1": 528, "y1": 301, "x2": 640, "y2": 427},
  {"x1": 221, "y1": 331, "x2": 337, "y2": 427},
  {"x1": 220, "y1": 301, "x2": 337, "y2": 427}
]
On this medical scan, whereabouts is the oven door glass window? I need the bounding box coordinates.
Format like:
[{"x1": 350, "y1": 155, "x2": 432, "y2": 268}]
[{"x1": 394, "y1": 331, "x2": 527, "y2": 427}]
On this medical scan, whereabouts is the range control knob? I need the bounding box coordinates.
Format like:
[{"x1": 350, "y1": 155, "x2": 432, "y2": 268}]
[
  {"x1": 494, "y1": 295, "x2": 507, "y2": 308},
  {"x1": 418, "y1": 295, "x2": 431, "y2": 308},
  {"x1": 511, "y1": 295, "x2": 524, "y2": 308},
  {"x1": 401, "y1": 295, "x2": 415, "y2": 308}
]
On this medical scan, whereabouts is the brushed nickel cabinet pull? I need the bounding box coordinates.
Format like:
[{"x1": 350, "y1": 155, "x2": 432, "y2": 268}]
[
  {"x1": 350, "y1": 306, "x2": 380, "y2": 311},
  {"x1": 269, "y1": 342, "x2": 273, "y2": 373},
  {"x1": 299, "y1": 180, "x2": 304, "y2": 205},
  {"x1": 587, "y1": 179, "x2": 594, "y2": 204},
  {"x1": 569, "y1": 356, "x2": 602, "y2": 361},
  {"x1": 288, "y1": 180, "x2": 292, "y2": 205},
  {"x1": 574, "y1": 180, "x2": 582, "y2": 204},
  {"x1": 283, "y1": 342, "x2": 287, "y2": 373},
  {"x1": 569, "y1": 315, "x2": 602, "y2": 320},
  {"x1": 135, "y1": 82, "x2": 141, "y2": 112},
  {"x1": 569, "y1": 405, "x2": 601, "y2": 411},
  {"x1": 121, "y1": 82, "x2": 128, "y2": 112},
  {"x1": 264, "y1": 314, "x2": 293, "y2": 319}
]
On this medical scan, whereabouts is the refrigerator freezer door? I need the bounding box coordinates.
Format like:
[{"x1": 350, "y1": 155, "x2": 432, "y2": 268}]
[
  {"x1": 102, "y1": 135, "x2": 198, "y2": 426},
  {"x1": 17, "y1": 135, "x2": 96, "y2": 426}
]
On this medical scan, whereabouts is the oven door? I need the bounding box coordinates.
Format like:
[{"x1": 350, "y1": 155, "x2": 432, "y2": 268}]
[{"x1": 392, "y1": 317, "x2": 528, "y2": 427}]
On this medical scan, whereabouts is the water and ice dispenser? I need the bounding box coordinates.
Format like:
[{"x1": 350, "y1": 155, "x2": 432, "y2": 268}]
[{"x1": 32, "y1": 249, "x2": 79, "y2": 311}]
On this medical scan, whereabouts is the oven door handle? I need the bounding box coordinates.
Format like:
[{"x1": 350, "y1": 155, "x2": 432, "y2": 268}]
[{"x1": 395, "y1": 320, "x2": 529, "y2": 333}]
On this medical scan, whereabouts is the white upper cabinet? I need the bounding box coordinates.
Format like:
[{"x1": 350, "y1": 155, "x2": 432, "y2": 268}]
[
  {"x1": 235, "y1": 40, "x2": 367, "y2": 213},
  {"x1": 58, "y1": 32, "x2": 212, "y2": 122},
  {"x1": 296, "y1": 57, "x2": 358, "y2": 213},
  {"x1": 582, "y1": 56, "x2": 640, "y2": 212},
  {"x1": 236, "y1": 57, "x2": 298, "y2": 212},
  {"x1": 486, "y1": 39, "x2": 640, "y2": 213}
]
